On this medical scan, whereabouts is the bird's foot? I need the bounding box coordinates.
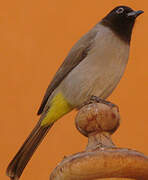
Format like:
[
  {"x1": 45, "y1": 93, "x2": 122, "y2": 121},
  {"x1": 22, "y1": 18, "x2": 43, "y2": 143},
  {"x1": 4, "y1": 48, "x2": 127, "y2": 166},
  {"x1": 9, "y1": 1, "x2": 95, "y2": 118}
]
[
  {"x1": 90, "y1": 96, "x2": 118, "y2": 108},
  {"x1": 78, "y1": 96, "x2": 118, "y2": 110}
]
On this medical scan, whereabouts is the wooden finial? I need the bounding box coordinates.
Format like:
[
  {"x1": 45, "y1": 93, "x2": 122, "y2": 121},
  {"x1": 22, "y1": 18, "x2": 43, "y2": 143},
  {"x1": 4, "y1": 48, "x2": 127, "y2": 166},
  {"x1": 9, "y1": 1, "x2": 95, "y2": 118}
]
[{"x1": 50, "y1": 100, "x2": 148, "y2": 180}]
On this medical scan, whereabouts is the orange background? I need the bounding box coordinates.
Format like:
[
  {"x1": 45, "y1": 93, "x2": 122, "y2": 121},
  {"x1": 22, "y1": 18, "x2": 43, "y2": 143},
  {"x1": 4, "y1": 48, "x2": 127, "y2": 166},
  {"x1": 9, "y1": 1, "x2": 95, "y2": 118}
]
[{"x1": 0, "y1": 0, "x2": 147, "y2": 180}]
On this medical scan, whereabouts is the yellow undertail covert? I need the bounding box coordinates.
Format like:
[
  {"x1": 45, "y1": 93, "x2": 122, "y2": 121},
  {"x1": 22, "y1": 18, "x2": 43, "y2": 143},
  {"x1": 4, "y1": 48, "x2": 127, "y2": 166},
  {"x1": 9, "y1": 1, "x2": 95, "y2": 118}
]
[{"x1": 41, "y1": 92, "x2": 73, "y2": 126}]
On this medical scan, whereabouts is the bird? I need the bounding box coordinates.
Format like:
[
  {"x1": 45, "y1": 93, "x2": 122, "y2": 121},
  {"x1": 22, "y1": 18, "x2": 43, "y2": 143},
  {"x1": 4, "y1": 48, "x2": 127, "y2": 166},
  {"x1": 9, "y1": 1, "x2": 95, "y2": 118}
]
[{"x1": 6, "y1": 5, "x2": 143, "y2": 180}]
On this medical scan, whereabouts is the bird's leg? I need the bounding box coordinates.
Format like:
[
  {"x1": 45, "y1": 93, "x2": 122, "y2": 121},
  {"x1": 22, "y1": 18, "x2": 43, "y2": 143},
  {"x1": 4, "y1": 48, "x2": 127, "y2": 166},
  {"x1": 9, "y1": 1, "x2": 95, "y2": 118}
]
[
  {"x1": 78, "y1": 95, "x2": 118, "y2": 110},
  {"x1": 90, "y1": 96, "x2": 118, "y2": 108}
]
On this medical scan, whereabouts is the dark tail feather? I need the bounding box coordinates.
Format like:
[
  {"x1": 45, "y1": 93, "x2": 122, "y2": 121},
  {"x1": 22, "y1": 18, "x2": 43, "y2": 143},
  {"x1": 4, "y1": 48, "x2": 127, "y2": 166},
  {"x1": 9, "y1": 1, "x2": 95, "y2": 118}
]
[{"x1": 6, "y1": 120, "x2": 53, "y2": 180}]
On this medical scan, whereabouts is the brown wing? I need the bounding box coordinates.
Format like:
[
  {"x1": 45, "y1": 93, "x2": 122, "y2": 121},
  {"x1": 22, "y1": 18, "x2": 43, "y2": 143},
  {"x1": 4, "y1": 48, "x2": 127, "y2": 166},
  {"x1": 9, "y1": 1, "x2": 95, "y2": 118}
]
[{"x1": 37, "y1": 27, "x2": 98, "y2": 115}]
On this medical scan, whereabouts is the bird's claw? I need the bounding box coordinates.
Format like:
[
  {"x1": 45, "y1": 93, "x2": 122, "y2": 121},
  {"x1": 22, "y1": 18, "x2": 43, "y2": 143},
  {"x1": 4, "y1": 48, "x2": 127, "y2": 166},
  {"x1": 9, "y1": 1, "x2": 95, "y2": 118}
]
[{"x1": 78, "y1": 95, "x2": 118, "y2": 110}]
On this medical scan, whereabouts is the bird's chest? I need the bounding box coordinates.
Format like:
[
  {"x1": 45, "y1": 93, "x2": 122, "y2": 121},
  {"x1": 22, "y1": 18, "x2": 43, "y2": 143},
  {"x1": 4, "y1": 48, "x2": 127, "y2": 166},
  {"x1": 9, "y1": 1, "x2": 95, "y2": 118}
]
[{"x1": 61, "y1": 30, "x2": 129, "y2": 106}]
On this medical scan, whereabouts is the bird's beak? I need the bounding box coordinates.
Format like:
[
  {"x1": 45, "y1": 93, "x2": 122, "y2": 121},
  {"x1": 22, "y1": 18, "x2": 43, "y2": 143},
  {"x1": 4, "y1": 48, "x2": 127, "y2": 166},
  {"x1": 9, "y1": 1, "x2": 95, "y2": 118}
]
[{"x1": 127, "y1": 10, "x2": 144, "y2": 18}]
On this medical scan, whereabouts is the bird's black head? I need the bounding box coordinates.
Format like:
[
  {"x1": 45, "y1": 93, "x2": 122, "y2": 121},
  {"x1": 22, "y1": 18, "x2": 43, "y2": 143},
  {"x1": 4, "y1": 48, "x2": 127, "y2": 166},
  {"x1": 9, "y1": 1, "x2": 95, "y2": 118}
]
[{"x1": 101, "y1": 6, "x2": 144, "y2": 43}]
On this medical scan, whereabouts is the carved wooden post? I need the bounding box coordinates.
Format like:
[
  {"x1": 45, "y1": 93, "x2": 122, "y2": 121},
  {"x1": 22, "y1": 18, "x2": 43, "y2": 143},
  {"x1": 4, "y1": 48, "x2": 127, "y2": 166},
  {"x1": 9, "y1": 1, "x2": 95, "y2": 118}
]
[{"x1": 50, "y1": 102, "x2": 148, "y2": 180}]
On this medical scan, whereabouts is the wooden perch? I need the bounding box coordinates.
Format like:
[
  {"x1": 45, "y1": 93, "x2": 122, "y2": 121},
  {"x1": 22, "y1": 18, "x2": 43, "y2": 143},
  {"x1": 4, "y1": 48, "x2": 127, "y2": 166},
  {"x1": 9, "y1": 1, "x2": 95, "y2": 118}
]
[{"x1": 50, "y1": 101, "x2": 148, "y2": 180}]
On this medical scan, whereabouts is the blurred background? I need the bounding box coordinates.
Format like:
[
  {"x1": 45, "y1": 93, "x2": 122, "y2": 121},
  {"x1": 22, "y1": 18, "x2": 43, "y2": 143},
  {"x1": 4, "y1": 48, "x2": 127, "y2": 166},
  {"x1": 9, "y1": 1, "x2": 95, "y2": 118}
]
[{"x1": 0, "y1": 0, "x2": 147, "y2": 180}]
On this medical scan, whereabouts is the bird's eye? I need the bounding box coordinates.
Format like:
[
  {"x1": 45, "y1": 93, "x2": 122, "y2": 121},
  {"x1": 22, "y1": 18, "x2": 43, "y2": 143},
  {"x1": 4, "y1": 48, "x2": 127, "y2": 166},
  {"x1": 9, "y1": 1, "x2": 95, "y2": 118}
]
[{"x1": 116, "y1": 8, "x2": 124, "y2": 14}]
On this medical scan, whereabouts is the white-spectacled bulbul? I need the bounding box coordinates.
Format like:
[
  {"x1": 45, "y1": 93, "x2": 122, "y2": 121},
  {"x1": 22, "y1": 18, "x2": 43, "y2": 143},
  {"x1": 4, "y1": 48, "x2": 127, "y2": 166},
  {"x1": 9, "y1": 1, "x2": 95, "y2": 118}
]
[{"x1": 6, "y1": 6, "x2": 143, "y2": 180}]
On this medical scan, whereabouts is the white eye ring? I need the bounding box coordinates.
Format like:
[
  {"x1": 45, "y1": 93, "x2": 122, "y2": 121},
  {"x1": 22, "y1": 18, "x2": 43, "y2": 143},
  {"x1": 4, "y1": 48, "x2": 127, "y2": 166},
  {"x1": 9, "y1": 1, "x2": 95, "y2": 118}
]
[{"x1": 116, "y1": 7, "x2": 124, "y2": 14}]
